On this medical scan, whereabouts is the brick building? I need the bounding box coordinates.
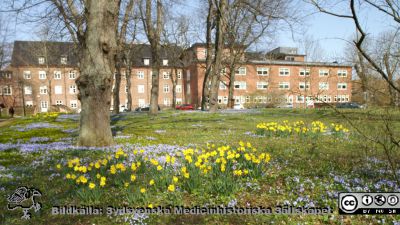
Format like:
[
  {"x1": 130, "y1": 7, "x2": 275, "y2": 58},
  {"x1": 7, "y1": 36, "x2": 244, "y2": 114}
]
[{"x1": 1, "y1": 41, "x2": 352, "y2": 113}]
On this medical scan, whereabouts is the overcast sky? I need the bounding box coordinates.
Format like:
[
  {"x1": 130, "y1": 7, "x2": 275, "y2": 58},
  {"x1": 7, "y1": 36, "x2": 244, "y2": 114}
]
[{"x1": 2, "y1": 0, "x2": 397, "y2": 62}]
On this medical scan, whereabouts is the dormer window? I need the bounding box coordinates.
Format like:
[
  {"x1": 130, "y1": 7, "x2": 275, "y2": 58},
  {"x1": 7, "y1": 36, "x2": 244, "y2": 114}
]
[
  {"x1": 143, "y1": 58, "x2": 150, "y2": 66},
  {"x1": 163, "y1": 59, "x2": 168, "y2": 66},
  {"x1": 38, "y1": 57, "x2": 45, "y2": 64},
  {"x1": 61, "y1": 56, "x2": 67, "y2": 64}
]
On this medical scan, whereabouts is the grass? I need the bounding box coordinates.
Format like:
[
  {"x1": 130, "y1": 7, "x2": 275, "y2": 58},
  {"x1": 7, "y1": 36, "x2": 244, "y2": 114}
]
[{"x1": 0, "y1": 108, "x2": 399, "y2": 225}]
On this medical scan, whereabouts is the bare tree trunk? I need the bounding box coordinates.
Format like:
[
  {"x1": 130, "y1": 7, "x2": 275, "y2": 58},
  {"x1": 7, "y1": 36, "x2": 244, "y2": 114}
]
[
  {"x1": 227, "y1": 64, "x2": 235, "y2": 108},
  {"x1": 126, "y1": 64, "x2": 133, "y2": 111},
  {"x1": 384, "y1": 53, "x2": 395, "y2": 106},
  {"x1": 355, "y1": 51, "x2": 368, "y2": 105},
  {"x1": 209, "y1": 0, "x2": 227, "y2": 112},
  {"x1": 201, "y1": 0, "x2": 214, "y2": 111},
  {"x1": 76, "y1": 0, "x2": 119, "y2": 147},
  {"x1": 113, "y1": 64, "x2": 121, "y2": 114},
  {"x1": 172, "y1": 68, "x2": 177, "y2": 108}
]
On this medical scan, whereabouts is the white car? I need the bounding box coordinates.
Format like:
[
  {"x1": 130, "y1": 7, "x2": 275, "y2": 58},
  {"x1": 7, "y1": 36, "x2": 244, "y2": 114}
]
[{"x1": 233, "y1": 103, "x2": 244, "y2": 109}]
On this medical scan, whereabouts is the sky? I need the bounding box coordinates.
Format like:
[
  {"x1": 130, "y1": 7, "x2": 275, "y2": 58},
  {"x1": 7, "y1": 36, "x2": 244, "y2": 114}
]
[{"x1": 2, "y1": 0, "x2": 398, "y2": 62}]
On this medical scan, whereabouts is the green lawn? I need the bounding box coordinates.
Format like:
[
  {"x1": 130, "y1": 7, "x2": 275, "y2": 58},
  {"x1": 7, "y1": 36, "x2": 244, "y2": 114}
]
[{"x1": 0, "y1": 109, "x2": 399, "y2": 224}]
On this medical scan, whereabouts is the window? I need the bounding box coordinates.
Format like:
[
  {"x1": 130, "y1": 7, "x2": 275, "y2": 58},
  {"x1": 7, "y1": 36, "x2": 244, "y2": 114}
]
[
  {"x1": 41, "y1": 101, "x2": 48, "y2": 108},
  {"x1": 319, "y1": 69, "x2": 329, "y2": 76},
  {"x1": 2, "y1": 86, "x2": 12, "y2": 95},
  {"x1": 176, "y1": 98, "x2": 182, "y2": 105},
  {"x1": 177, "y1": 71, "x2": 182, "y2": 79},
  {"x1": 23, "y1": 71, "x2": 31, "y2": 79},
  {"x1": 70, "y1": 100, "x2": 78, "y2": 108},
  {"x1": 24, "y1": 86, "x2": 32, "y2": 95},
  {"x1": 163, "y1": 59, "x2": 168, "y2": 66},
  {"x1": 26, "y1": 101, "x2": 33, "y2": 107},
  {"x1": 286, "y1": 95, "x2": 293, "y2": 103},
  {"x1": 319, "y1": 82, "x2": 329, "y2": 90},
  {"x1": 138, "y1": 85, "x2": 145, "y2": 93},
  {"x1": 163, "y1": 84, "x2": 170, "y2": 93},
  {"x1": 256, "y1": 82, "x2": 268, "y2": 89},
  {"x1": 56, "y1": 100, "x2": 63, "y2": 105},
  {"x1": 39, "y1": 71, "x2": 46, "y2": 79},
  {"x1": 163, "y1": 98, "x2": 171, "y2": 106},
  {"x1": 234, "y1": 81, "x2": 246, "y2": 90},
  {"x1": 299, "y1": 82, "x2": 310, "y2": 90},
  {"x1": 219, "y1": 82, "x2": 226, "y2": 90},
  {"x1": 38, "y1": 57, "x2": 45, "y2": 64},
  {"x1": 245, "y1": 96, "x2": 251, "y2": 103},
  {"x1": 220, "y1": 68, "x2": 227, "y2": 75},
  {"x1": 338, "y1": 70, "x2": 347, "y2": 77},
  {"x1": 218, "y1": 96, "x2": 228, "y2": 104},
  {"x1": 61, "y1": 57, "x2": 67, "y2": 64},
  {"x1": 279, "y1": 68, "x2": 290, "y2": 76},
  {"x1": 54, "y1": 71, "x2": 62, "y2": 79},
  {"x1": 55, "y1": 85, "x2": 63, "y2": 94},
  {"x1": 163, "y1": 72, "x2": 170, "y2": 79},
  {"x1": 69, "y1": 71, "x2": 76, "y2": 79},
  {"x1": 296, "y1": 95, "x2": 305, "y2": 103},
  {"x1": 3, "y1": 72, "x2": 11, "y2": 78},
  {"x1": 235, "y1": 67, "x2": 246, "y2": 75},
  {"x1": 125, "y1": 85, "x2": 129, "y2": 93},
  {"x1": 40, "y1": 86, "x2": 48, "y2": 94},
  {"x1": 138, "y1": 99, "x2": 145, "y2": 107},
  {"x1": 257, "y1": 67, "x2": 269, "y2": 76},
  {"x1": 137, "y1": 71, "x2": 144, "y2": 79},
  {"x1": 69, "y1": 85, "x2": 77, "y2": 94},
  {"x1": 285, "y1": 56, "x2": 295, "y2": 61},
  {"x1": 143, "y1": 58, "x2": 150, "y2": 65},
  {"x1": 279, "y1": 82, "x2": 290, "y2": 89},
  {"x1": 299, "y1": 69, "x2": 310, "y2": 76},
  {"x1": 176, "y1": 85, "x2": 182, "y2": 93},
  {"x1": 337, "y1": 83, "x2": 347, "y2": 90}
]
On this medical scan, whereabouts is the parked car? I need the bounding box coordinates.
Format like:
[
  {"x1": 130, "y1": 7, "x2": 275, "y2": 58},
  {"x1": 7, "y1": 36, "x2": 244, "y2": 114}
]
[
  {"x1": 135, "y1": 105, "x2": 161, "y2": 112},
  {"x1": 175, "y1": 104, "x2": 194, "y2": 110},
  {"x1": 336, "y1": 102, "x2": 362, "y2": 109},
  {"x1": 233, "y1": 103, "x2": 244, "y2": 109}
]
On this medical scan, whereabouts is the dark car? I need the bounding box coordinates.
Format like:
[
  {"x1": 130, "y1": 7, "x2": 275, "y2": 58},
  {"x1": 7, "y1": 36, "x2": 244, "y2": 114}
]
[
  {"x1": 336, "y1": 102, "x2": 362, "y2": 109},
  {"x1": 176, "y1": 104, "x2": 194, "y2": 110},
  {"x1": 135, "y1": 105, "x2": 161, "y2": 112}
]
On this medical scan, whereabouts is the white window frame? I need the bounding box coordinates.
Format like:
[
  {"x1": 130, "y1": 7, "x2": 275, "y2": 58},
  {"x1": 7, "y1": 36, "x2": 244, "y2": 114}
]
[
  {"x1": 319, "y1": 69, "x2": 329, "y2": 77},
  {"x1": 299, "y1": 82, "x2": 310, "y2": 90},
  {"x1": 24, "y1": 85, "x2": 32, "y2": 95},
  {"x1": 319, "y1": 82, "x2": 329, "y2": 90},
  {"x1": 163, "y1": 71, "x2": 170, "y2": 79},
  {"x1": 279, "y1": 82, "x2": 290, "y2": 90},
  {"x1": 163, "y1": 59, "x2": 168, "y2": 66},
  {"x1": 26, "y1": 101, "x2": 33, "y2": 107},
  {"x1": 257, "y1": 67, "x2": 269, "y2": 76},
  {"x1": 143, "y1": 58, "x2": 150, "y2": 65},
  {"x1": 177, "y1": 71, "x2": 182, "y2": 79},
  {"x1": 38, "y1": 57, "x2": 45, "y2": 64},
  {"x1": 39, "y1": 71, "x2": 46, "y2": 79},
  {"x1": 137, "y1": 71, "x2": 145, "y2": 79},
  {"x1": 2, "y1": 86, "x2": 12, "y2": 95},
  {"x1": 163, "y1": 84, "x2": 170, "y2": 93},
  {"x1": 61, "y1": 57, "x2": 67, "y2": 64},
  {"x1": 69, "y1": 71, "x2": 76, "y2": 79},
  {"x1": 55, "y1": 85, "x2": 63, "y2": 94},
  {"x1": 176, "y1": 85, "x2": 182, "y2": 93},
  {"x1": 56, "y1": 100, "x2": 63, "y2": 105},
  {"x1": 296, "y1": 95, "x2": 305, "y2": 103},
  {"x1": 234, "y1": 81, "x2": 246, "y2": 90},
  {"x1": 337, "y1": 83, "x2": 347, "y2": 90},
  {"x1": 176, "y1": 98, "x2": 182, "y2": 104},
  {"x1": 338, "y1": 70, "x2": 347, "y2": 77},
  {"x1": 163, "y1": 98, "x2": 171, "y2": 106},
  {"x1": 54, "y1": 71, "x2": 62, "y2": 80},
  {"x1": 256, "y1": 82, "x2": 268, "y2": 90},
  {"x1": 40, "y1": 86, "x2": 48, "y2": 94},
  {"x1": 41, "y1": 101, "x2": 48, "y2": 108},
  {"x1": 70, "y1": 100, "x2": 78, "y2": 108},
  {"x1": 299, "y1": 69, "x2": 310, "y2": 76},
  {"x1": 138, "y1": 99, "x2": 145, "y2": 107},
  {"x1": 219, "y1": 82, "x2": 227, "y2": 90},
  {"x1": 279, "y1": 68, "x2": 290, "y2": 76},
  {"x1": 23, "y1": 71, "x2": 31, "y2": 79},
  {"x1": 69, "y1": 85, "x2": 77, "y2": 94},
  {"x1": 235, "y1": 67, "x2": 247, "y2": 75}
]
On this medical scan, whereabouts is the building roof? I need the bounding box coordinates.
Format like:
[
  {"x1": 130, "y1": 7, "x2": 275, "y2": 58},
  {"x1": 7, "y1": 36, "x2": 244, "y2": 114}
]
[
  {"x1": 249, "y1": 59, "x2": 352, "y2": 67},
  {"x1": 11, "y1": 41, "x2": 79, "y2": 67},
  {"x1": 11, "y1": 41, "x2": 185, "y2": 68}
]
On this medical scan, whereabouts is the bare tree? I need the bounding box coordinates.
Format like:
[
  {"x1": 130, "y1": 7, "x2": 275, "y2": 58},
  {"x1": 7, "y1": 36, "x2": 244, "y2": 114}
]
[{"x1": 140, "y1": 0, "x2": 164, "y2": 115}]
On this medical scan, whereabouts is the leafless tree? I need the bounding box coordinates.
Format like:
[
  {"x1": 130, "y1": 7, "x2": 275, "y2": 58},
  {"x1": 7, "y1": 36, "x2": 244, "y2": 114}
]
[{"x1": 139, "y1": 0, "x2": 164, "y2": 115}]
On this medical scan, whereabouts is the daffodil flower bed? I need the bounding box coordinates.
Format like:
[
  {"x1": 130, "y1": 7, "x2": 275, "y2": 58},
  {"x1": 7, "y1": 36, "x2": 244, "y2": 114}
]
[
  {"x1": 256, "y1": 120, "x2": 349, "y2": 137},
  {"x1": 56, "y1": 141, "x2": 271, "y2": 206}
]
